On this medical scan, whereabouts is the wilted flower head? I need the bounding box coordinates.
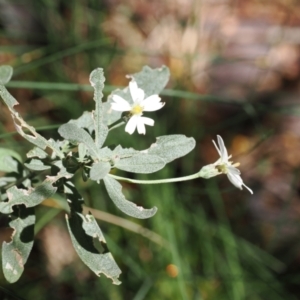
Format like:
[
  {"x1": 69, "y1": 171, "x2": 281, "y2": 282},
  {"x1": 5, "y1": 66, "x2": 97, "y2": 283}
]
[
  {"x1": 111, "y1": 80, "x2": 164, "y2": 134},
  {"x1": 199, "y1": 135, "x2": 253, "y2": 194}
]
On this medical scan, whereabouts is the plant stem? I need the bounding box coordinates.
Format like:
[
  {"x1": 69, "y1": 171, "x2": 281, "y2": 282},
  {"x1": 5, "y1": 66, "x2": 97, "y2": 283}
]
[
  {"x1": 108, "y1": 172, "x2": 201, "y2": 184},
  {"x1": 108, "y1": 120, "x2": 125, "y2": 131}
]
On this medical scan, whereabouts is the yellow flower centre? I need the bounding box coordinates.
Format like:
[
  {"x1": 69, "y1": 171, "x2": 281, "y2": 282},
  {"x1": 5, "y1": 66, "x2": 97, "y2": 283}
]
[
  {"x1": 131, "y1": 104, "x2": 143, "y2": 115},
  {"x1": 216, "y1": 162, "x2": 240, "y2": 174},
  {"x1": 216, "y1": 164, "x2": 228, "y2": 174}
]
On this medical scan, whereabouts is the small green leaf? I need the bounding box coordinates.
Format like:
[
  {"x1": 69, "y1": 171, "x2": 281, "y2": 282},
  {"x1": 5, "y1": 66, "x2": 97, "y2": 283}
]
[
  {"x1": 90, "y1": 162, "x2": 111, "y2": 182},
  {"x1": 26, "y1": 147, "x2": 48, "y2": 159},
  {"x1": 58, "y1": 123, "x2": 99, "y2": 159},
  {"x1": 115, "y1": 153, "x2": 165, "y2": 174},
  {"x1": 0, "y1": 65, "x2": 13, "y2": 84},
  {"x1": 0, "y1": 181, "x2": 57, "y2": 214},
  {"x1": 24, "y1": 159, "x2": 51, "y2": 171},
  {"x1": 66, "y1": 212, "x2": 121, "y2": 285},
  {"x1": 130, "y1": 65, "x2": 170, "y2": 97},
  {"x1": 104, "y1": 176, "x2": 157, "y2": 219},
  {"x1": 78, "y1": 143, "x2": 87, "y2": 162},
  {"x1": 147, "y1": 135, "x2": 196, "y2": 163},
  {"x1": 0, "y1": 148, "x2": 21, "y2": 173},
  {"x1": 2, "y1": 206, "x2": 35, "y2": 283}
]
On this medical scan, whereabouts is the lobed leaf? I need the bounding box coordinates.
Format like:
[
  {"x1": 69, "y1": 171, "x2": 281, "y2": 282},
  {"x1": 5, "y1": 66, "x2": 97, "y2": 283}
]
[
  {"x1": 66, "y1": 212, "x2": 121, "y2": 285},
  {"x1": 103, "y1": 176, "x2": 157, "y2": 219},
  {"x1": 145, "y1": 135, "x2": 196, "y2": 164},
  {"x1": 0, "y1": 181, "x2": 57, "y2": 214},
  {"x1": 2, "y1": 206, "x2": 35, "y2": 283},
  {"x1": 0, "y1": 84, "x2": 63, "y2": 158}
]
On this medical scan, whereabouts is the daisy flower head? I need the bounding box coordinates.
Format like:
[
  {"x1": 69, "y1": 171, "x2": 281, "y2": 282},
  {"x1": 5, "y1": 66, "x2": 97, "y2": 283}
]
[
  {"x1": 111, "y1": 80, "x2": 165, "y2": 135},
  {"x1": 212, "y1": 135, "x2": 253, "y2": 194}
]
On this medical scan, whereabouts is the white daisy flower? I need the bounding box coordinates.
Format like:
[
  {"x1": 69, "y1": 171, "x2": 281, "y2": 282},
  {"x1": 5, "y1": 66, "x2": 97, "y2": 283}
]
[
  {"x1": 111, "y1": 80, "x2": 164, "y2": 134},
  {"x1": 212, "y1": 135, "x2": 253, "y2": 194}
]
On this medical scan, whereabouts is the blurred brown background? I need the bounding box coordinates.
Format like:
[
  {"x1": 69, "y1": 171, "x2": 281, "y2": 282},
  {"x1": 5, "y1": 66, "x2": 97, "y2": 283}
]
[{"x1": 1, "y1": 0, "x2": 300, "y2": 299}]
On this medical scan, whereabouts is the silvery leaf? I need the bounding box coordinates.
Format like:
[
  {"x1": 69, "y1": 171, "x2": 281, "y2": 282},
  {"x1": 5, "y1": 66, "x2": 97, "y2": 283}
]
[{"x1": 104, "y1": 176, "x2": 157, "y2": 219}]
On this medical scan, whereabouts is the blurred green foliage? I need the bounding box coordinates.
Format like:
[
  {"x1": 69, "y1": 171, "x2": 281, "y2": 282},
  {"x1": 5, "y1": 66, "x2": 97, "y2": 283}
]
[{"x1": 1, "y1": 0, "x2": 300, "y2": 299}]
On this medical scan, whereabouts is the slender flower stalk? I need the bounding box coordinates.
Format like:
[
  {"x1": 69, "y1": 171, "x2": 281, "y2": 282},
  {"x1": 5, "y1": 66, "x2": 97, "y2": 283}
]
[
  {"x1": 210, "y1": 135, "x2": 253, "y2": 194},
  {"x1": 111, "y1": 80, "x2": 164, "y2": 134},
  {"x1": 108, "y1": 173, "x2": 201, "y2": 184},
  {"x1": 108, "y1": 135, "x2": 253, "y2": 195}
]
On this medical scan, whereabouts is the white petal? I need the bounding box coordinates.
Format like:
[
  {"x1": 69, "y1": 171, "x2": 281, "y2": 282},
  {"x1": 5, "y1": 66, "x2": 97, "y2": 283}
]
[
  {"x1": 129, "y1": 81, "x2": 144, "y2": 103},
  {"x1": 212, "y1": 139, "x2": 222, "y2": 157},
  {"x1": 125, "y1": 115, "x2": 139, "y2": 134},
  {"x1": 227, "y1": 165, "x2": 241, "y2": 175},
  {"x1": 227, "y1": 172, "x2": 243, "y2": 189},
  {"x1": 227, "y1": 172, "x2": 253, "y2": 194},
  {"x1": 137, "y1": 119, "x2": 146, "y2": 134},
  {"x1": 136, "y1": 117, "x2": 154, "y2": 134},
  {"x1": 243, "y1": 183, "x2": 253, "y2": 194},
  {"x1": 217, "y1": 135, "x2": 229, "y2": 161},
  {"x1": 111, "y1": 95, "x2": 131, "y2": 111},
  {"x1": 142, "y1": 95, "x2": 165, "y2": 111},
  {"x1": 140, "y1": 116, "x2": 154, "y2": 126}
]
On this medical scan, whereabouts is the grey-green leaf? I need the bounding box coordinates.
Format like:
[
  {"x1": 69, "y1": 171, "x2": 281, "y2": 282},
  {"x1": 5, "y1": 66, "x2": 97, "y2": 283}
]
[
  {"x1": 115, "y1": 153, "x2": 165, "y2": 174},
  {"x1": 0, "y1": 85, "x2": 63, "y2": 157},
  {"x1": 27, "y1": 147, "x2": 48, "y2": 159},
  {"x1": 24, "y1": 159, "x2": 51, "y2": 171},
  {"x1": 69, "y1": 111, "x2": 95, "y2": 135},
  {"x1": 66, "y1": 212, "x2": 121, "y2": 285},
  {"x1": 90, "y1": 162, "x2": 111, "y2": 182},
  {"x1": 58, "y1": 123, "x2": 99, "y2": 159},
  {"x1": 89, "y1": 67, "x2": 105, "y2": 88},
  {"x1": 147, "y1": 135, "x2": 196, "y2": 163},
  {"x1": 90, "y1": 68, "x2": 108, "y2": 148},
  {"x1": 130, "y1": 65, "x2": 170, "y2": 97},
  {"x1": 112, "y1": 145, "x2": 139, "y2": 157},
  {"x1": 0, "y1": 148, "x2": 21, "y2": 173},
  {"x1": 11, "y1": 114, "x2": 63, "y2": 158},
  {"x1": 103, "y1": 176, "x2": 157, "y2": 219},
  {"x1": 2, "y1": 206, "x2": 35, "y2": 283},
  {"x1": 0, "y1": 181, "x2": 57, "y2": 214},
  {"x1": 0, "y1": 65, "x2": 13, "y2": 84}
]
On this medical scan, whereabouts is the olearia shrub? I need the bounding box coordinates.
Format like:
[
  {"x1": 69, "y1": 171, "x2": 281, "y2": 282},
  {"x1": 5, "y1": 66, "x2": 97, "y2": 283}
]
[{"x1": 0, "y1": 64, "x2": 252, "y2": 285}]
